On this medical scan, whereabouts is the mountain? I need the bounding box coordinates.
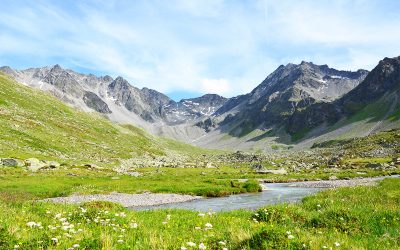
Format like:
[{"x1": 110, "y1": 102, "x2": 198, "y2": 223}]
[
  {"x1": 0, "y1": 72, "x2": 210, "y2": 166},
  {"x1": 2, "y1": 56, "x2": 399, "y2": 152},
  {"x1": 164, "y1": 94, "x2": 227, "y2": 125},
  {"x1": 288, "y1": 56, "x2": 400, "y2": 136},
  {"x1": 0, "y1": 65, "x2": 227, "y2": 127},
  {"x1": 211, "y1": 61, "x2": 368, "y2": 137}
]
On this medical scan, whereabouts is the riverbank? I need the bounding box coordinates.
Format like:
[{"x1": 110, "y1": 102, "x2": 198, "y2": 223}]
[
  {"x1": 43, "y1": 192, "x2": 202, "y2": 207},
  {"x1": 1, "y1": 178, "x2": 399, "y2": 249},
  {"x1": 287, "y1": 175, "x2": 390, "y2": 188}
]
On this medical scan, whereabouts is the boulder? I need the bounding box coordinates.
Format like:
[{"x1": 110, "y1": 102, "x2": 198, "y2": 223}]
[
  {"x1": 25, "y1": 158, "x2": 46, "y2": 172},
  {"x1": 126, "y1": 171, "x2": 141, "y2": 177},
  {"x1": 252, "y1": 164, "x2": 265, "y2": 171},
  {"x1": 84, "y1": 163, "x2": 102, "y2": 170},
  {"x1": 46, "y1": 161, "x2": 60, "y2": 168},
  {"x1": 1, "y1": 158, "x2": 24, "y2": 167},
  {"x1": 257, "y1": 168, "x2": 288, "y2": 175},
  {"x1": 206, "y1": 162, "x2": 216, "y2": 168}
]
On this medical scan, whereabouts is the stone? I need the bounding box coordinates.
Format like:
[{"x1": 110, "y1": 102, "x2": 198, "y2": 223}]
[
  {"x1": 126, "y1": 172, "x2": 141, "y2": 177},
  {"x1": 1, "y1": 158, "x2": 24, "y2": 167},
  {"x1": 256, "y1": 168, "x2": 287, "y2": 175},
  {"x1": 205, "y1": 162, "x2": 216, "y2": 168},
  {"x1": 252, "y1": 164, "x2": 265, "y2": 171},
  {"x1": 47, "y1": 161, "x2": 60, "y2": 168},
  {"x1": 329, "y1": 176, "x2": 338, "y2": 180},
  {"x1": 25, "y1": 158, "x2": 46, "y2": 172},
  {"x1": 84, "y1": 163, "x2": 102, "y2": 170}
]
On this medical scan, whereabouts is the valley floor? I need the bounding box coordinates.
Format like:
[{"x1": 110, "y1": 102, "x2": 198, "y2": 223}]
[{"x1": 0, "y1": 166, "x2": 399, "y2": 249}]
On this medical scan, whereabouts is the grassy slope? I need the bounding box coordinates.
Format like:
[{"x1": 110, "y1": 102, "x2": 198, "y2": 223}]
[
  {"x1": 312, "y1": 128, "x2": 400, "y2": 155},
  {"x1": 0, "y1": 178, "x2": 398, "y2": 249},
  {"x1": 0, "y1": 73, "x2": 211, "y2": 167}
]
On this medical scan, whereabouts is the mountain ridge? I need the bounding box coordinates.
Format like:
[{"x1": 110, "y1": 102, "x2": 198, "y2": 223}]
[{"x1": 2, "y1": 56, "x2": 399, "y2": 152}]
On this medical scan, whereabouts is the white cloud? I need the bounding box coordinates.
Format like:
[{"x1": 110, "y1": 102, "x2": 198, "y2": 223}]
[
  {"x1": 200, "y1": 78, "x2": 231, "y2": 95},
  {"x1": 0, "y1": 0, "x2": 399, "y2": 98}
]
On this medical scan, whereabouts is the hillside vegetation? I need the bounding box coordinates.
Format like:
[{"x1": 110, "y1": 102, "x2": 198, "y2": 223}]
[{"x1": 0, "y1": 73, "x2": 210, "y2": 167}]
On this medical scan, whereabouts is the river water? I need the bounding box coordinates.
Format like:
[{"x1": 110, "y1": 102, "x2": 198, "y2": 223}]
[{"x1": 131, "y1": 183, "x2": 322, "y2": 212}]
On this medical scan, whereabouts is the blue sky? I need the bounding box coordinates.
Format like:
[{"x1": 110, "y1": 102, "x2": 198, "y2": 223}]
[{"x1": 1, "y1": 0, "x2": 400, "y2": 101}]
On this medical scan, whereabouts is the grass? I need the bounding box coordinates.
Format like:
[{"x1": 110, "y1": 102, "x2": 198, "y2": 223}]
[
  {"x1": 1, "y1": 164, "x2": 398, "y2": 200},
  {"x1": 311, "y1": 128, "x2": 400, "y2": 157},
  {"x1": 0, "y1": 177, "x2": 399, "y2": 249}
]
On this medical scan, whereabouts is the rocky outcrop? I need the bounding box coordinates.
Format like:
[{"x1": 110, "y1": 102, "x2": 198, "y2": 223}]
[
  {"x1": 83, "y1": 91, "x2": 111, "y2": 114},
  {"x1": 214, "y1": 61, "x2": 368, "y2": 136},
  {"x1": 287, "y1": 56, "x2": 400, "y2": 135},
  {"x1": 1, "y1": 158, "x2": 24, "y2": 167}
]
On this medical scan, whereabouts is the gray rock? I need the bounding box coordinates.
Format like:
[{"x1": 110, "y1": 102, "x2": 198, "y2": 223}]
[
  {"x1": 25, "y1": 158, "x2": 46, "y2": 172},
  {"x1": 83, "y1": 91, "x2": 111, "y2": 114},
  {"x1": 1, "y1": 158, "x2": 24, "y2": 167},
  {"x1": 257, "y1": 168, "x2": 288, "y2": 175},
  {"x1": 126, "y1": 172, "x2": 141, "y2": 177},
  {"x1": 46, "y1": 161, "x2": 60, "y2": 168},
  {"x1": 252, "y1": 164, "x2": 265, "y2": 171},
  {"x1": 205, "y1": 162, "x2": 216, "y2": 168}
]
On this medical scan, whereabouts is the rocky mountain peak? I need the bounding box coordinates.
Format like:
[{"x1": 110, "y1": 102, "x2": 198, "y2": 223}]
[
  {"x1": 109, "y1": 76, "x2": 131, "y2": 90},
  {"x1": 50, "y1": 64, "x2": 63, "y2": 73},
  {"x1": 102, "y1": 75, "x2": 114, "y2": 82}
]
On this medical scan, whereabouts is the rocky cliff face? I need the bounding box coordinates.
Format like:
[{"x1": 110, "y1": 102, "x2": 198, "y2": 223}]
[
  {"x1": 0, "y1": 65, "x2": 226, "y2": 126},
  {"x1": 4, "y1": 56, "x2": 400, "y2": 149},
  {"x1": 164, "y1": 94, "x2": 227, "y2": 124},
  {"x1": 212, "y1": 61, "x2": 368, "y2": 136},
  {"x1": 287, "y1": 56, "x2": 400, "y2": 134}
]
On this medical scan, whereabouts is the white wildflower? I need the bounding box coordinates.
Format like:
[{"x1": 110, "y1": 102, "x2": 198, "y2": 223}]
[
  {"x1": 130, "y1": 222, "x2": 138, "y2": 229},
  {"x1": 187, "y1": 242, "x2": 196, "y2": 247},
  {"x1": 286, "y1": 231, "x2": 291, "y2": 235},
  {"x1": 198, "y1": 213, "x2": 205, "y2": 217},
  {"x1": 199, "y1": 243, "x2": 206, "y2": 249},
  {"x1": 181, "y1": 247, "x2": 187, "y2": 250},
  {"x1": 218, "y1": 241, "x2": 226, "y2": 245},
  {"x1": 26, "y1": 222, "x2": 37, "y2": 228},
  {"x1": 334, "y1": 242, "x2": 340, "y2": 247},
  {"x1": 73, "y1": 244, "x2": 80, "y2": 248},
  {"x1": 205, "y1": 223, "x2": 213, "y2": 228},
  {"x1": 13, "y1": 245, "x2": 20, "y2": 249},
  {"x1": 51, "y1": 238, "x2": 58, "y2": 243},
  {"x1": 288, "y1": 235, "x2": 295, "y2": 239},
  {"x1": 162, "y1": 221, "x2": 168, "y2": 225},
  {"x1": 117, "y1": 239, "x2": 124, "y2": 243}
]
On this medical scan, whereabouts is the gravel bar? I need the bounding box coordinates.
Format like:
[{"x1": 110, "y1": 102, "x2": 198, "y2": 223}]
[
  {"x1": 43, "y1": 192, "x2": 202, "y2": 207},
  {"x1": 288, "y1": 176, "x2": 389, "y2": 188}
]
